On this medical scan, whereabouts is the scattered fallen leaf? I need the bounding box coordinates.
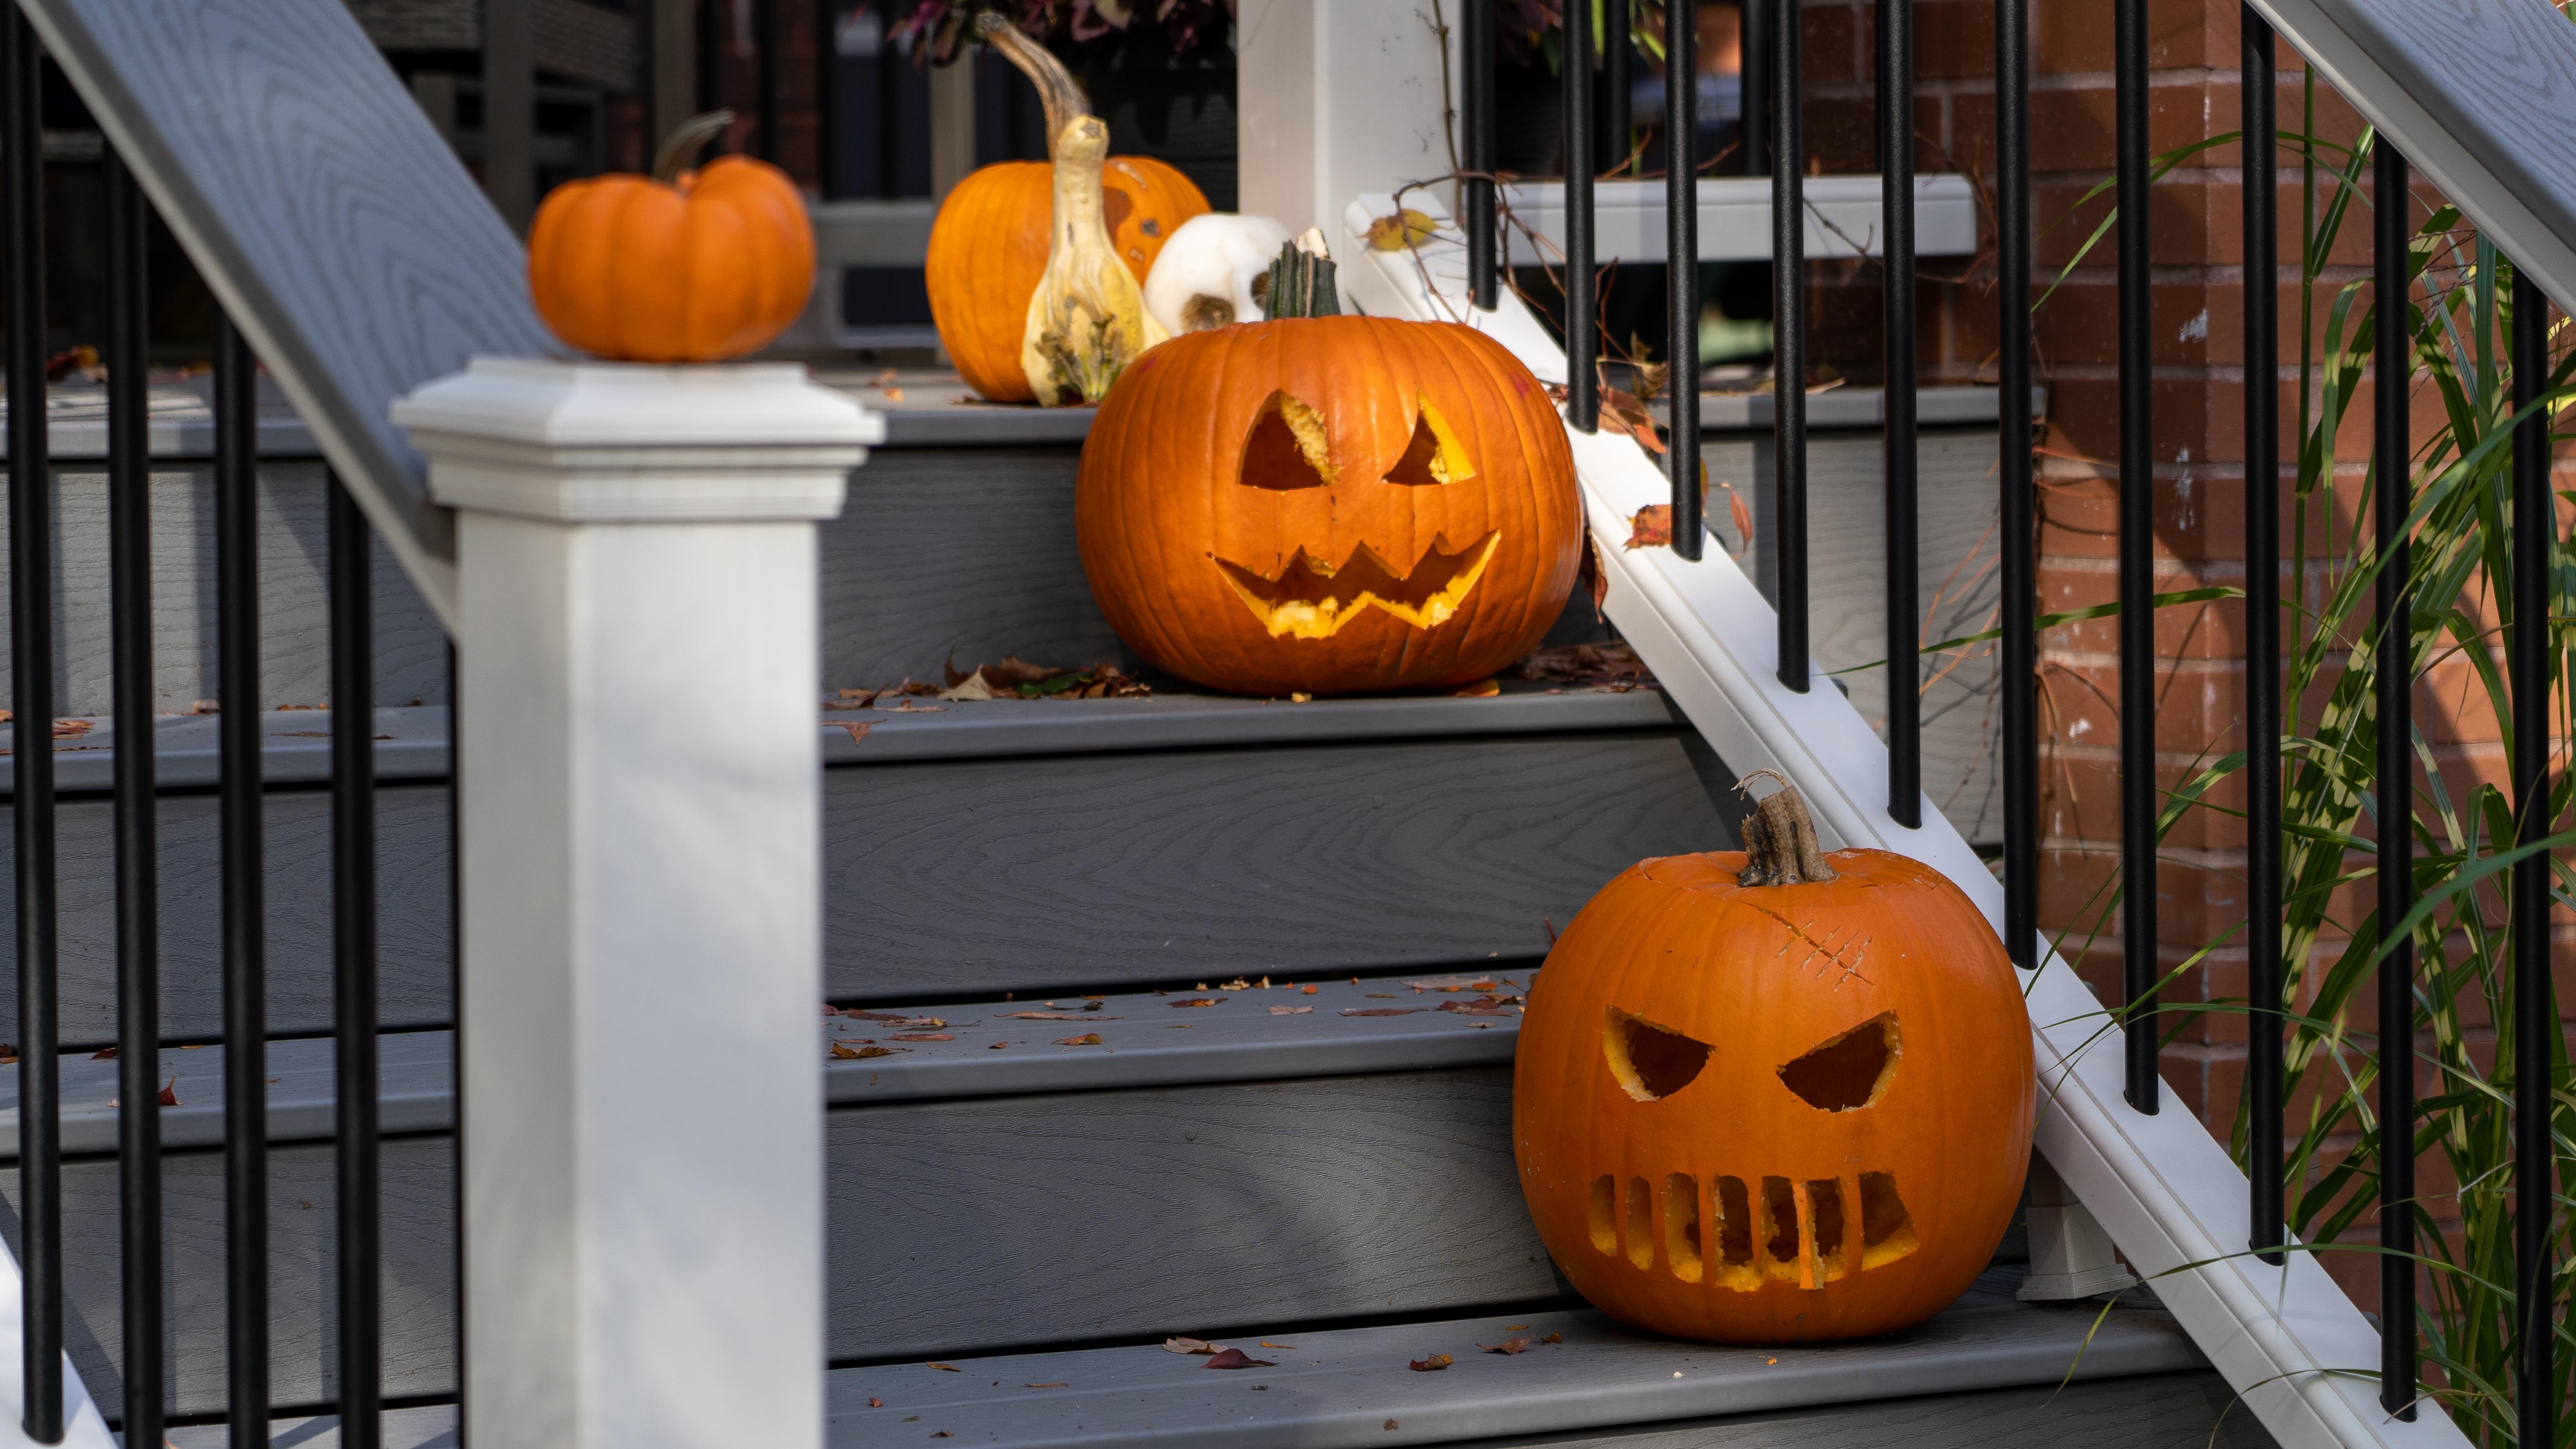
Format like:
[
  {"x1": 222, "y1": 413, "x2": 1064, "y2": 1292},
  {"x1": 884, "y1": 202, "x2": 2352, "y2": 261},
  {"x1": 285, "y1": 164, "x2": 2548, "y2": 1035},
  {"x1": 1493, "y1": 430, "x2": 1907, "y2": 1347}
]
[
  {"x1": 1202, "y1": 1349, "x2": 1274, "y2": 1370},
  {"x1": 1168, "y1": 997, "x2": 1225, "y2": 1008},
  {"x1": 1002, "y1": 1011, "x2": 1121, "y2": 1021},
  {"x1": 882, "y1": 387, "x2": 906, "y2": 403},
  {"x1": 1301, "y1": 984, "x2": 1318, "y2": 995},
  {"x1": 988, "y1": 1041, "x2": 1007, "y2": 1050},
  {"x1": 1258, "y1": 1341, "x2": 1297, "y2": 1349},
  {"x1": 1542, "y1": 1332, "x2": 1563, "y2": 1344},
  {"x1": 1386, "y1": 1422, "x2": 1399, "y2": 1433},
  {"x1": 1478, "y1": 1339, "x2": 1532, "y2": 1355},
  {"x1": 889, "y1": 1033, "x2": 954, "y2": 1042},
  {"x1": 830, "y1": 721, "x2": 871, "y2": 746},
  {"x1": 831, "y1": 1043, "x2": 901, "y2": 1060},
  {"x1": 1505, "y1": 1325, "x2": 1529, "y2": 1331},
  {"x1": 1054, "y1": 1033, "x2": 1105, "y2": 1046},
  {"x1": 1625, "y1": 504, "x2": 1673, "y2": 549},
  {"x1": 1408, "y1": 1353, "x2": 1453, "y2": 1372},
  {"x1": 871, "y1": 367, "x2": 899, "y2": 386},
  {"x1": 927, "y1": 1362, "x2": 961, "y2": 1372},
  {"x1": 1598, "y1": 384, "x2": 1665, "y2": 455},
  {"x1": 1268, "y1": 1005, "x2": 1314, "y2": 1015},
  {"x1": 884, "y1": 701, "x2": 946, "y2": 713},
  {"x1": 158, "y1": 1076, "x2": 180, "y2": 1106},
  {"x1": 903, "y1": 1018, "x2": 950, "y2": 1029},
  {"x1": 1218, "y1": 976, "x2": 1254, "y2": 990},
  {"x1": 1365, "y1": 207, "x2": 1438, "y2": 251},
  {"x1": 1438, "y1": 996, "x2": 1521, "y2": 1016},
  {"x1": 1342, "y1": 1008, "x2": 1422, "y2": 1017},
  {"x1": 1450, "y1": 676, "x2": 1500, "y2": 698},
  {"x1": 1163, "y1": 1338, "x2": 1220, "y2": 1355},
  {"x1": 838, "y1": 686, "x2": 886, "y2": 708},
  {"x1": 1511, "y1": 642, "x2": 1654, "y2": 689},
  {"x1": 1764, "y1": 1356, "x2": 1777, "y2": 1365},
  {"x1": 1727, "y1": 481, "x2": 1755, "y2": 550},
  {"x1": 867, "y1": 1396, "x2": 884, "y2": 1407},
  {"x1": 90, "y1": 1046, "x2": 116, "y2": 1061}
]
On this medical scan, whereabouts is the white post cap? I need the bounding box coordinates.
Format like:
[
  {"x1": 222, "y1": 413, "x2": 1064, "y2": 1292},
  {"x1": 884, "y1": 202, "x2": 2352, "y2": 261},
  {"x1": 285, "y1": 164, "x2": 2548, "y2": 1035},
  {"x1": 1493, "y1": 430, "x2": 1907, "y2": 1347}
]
[{"x1": 392, "y1": 355, "x2": 885, "y2": 524}]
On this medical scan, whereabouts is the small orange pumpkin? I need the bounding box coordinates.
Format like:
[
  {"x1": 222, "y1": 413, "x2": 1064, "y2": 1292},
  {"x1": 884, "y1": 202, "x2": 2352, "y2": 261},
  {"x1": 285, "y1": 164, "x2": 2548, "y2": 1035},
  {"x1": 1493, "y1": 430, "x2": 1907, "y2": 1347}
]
[
  {"x1": 1513, "y1": 779, "x2": 2034, "y2": 1343},
  {"x1": 927, "y1": 20, "x2": 1207, "y2": 403},
  {"x1": 529, "y1": 111, "x2": 814, "y2": 362},
  {"x1": 1075, "y1": 240, "x2": 1578, "y2": 698}
]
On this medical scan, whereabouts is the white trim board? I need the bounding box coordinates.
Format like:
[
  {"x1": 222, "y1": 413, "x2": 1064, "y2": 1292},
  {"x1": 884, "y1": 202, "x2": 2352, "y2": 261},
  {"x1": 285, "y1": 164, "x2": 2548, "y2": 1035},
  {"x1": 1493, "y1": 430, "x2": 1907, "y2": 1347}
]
[
  {"x1": 1345, "y1": 194, "x2": 2472, "y2": 1449},
  {"x1": 1498, "y1": 174, "x2": 1980, "y2": 266}
]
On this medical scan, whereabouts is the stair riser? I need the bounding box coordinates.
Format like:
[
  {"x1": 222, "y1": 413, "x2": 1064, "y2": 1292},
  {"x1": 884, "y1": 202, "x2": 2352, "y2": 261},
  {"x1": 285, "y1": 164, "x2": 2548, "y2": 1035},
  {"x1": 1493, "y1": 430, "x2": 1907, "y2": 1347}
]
[{"x1": 0, "y1": 726, "x2": 1725, "y2": 1039}]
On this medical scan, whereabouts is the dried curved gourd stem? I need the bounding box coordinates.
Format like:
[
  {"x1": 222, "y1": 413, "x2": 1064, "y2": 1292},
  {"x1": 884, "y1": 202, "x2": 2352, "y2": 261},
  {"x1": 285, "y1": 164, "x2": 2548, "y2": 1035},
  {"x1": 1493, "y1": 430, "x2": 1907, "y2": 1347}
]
[{"x1": 976, "y1": 13, "x2": 1087, "y2": 160}]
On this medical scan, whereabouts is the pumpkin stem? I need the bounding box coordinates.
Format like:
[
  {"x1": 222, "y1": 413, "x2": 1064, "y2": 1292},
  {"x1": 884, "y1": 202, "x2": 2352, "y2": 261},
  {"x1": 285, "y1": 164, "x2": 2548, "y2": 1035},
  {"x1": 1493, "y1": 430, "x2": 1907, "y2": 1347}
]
[
  {"x1": 1733, "y1": 770, "x2": 1839, "y2": 886},
  {"x1": 977, "y1": 13, "x2": 1091, "y2": 160},
  {"x1": 1261, "y1": 230, "x2": 1342, "y2": 320},
  {"x1": 653, "y1": 110, "x2": 736, "y2": 184}
]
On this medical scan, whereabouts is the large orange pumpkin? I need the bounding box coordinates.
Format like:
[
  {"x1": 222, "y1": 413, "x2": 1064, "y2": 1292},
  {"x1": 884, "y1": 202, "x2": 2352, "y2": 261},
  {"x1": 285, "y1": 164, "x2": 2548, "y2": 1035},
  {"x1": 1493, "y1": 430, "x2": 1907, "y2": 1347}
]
[
  {"x1": 927, "y1": 20, "x2": 1208, "y2": 402},
  {"x1": 1514, "y1": 781, "x2": 2034, "y2": 1343},
  {"x1": 529, "y1": 111, "x2": 814, "y2": 362},
  {"x1": 1075, "y1": 308, "x2": 1580, "y2": 697}
]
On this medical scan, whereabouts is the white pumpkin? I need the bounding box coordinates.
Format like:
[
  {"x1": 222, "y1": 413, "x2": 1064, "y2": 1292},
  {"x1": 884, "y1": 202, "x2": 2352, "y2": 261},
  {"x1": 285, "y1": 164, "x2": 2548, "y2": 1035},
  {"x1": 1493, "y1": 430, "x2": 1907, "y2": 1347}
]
[{"x1": 1142, "y1": 213, "x2": 1294, "y2": 336}]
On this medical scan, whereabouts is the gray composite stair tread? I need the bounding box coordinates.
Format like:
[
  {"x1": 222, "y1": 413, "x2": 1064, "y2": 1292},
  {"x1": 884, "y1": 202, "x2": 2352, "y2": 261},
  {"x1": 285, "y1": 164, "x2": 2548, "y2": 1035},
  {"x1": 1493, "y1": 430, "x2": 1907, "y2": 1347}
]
[
  {"x1": 163, "y1": 1406, "x2": 456, "y2": 1448},
  {"x1": 0, "y1": 686, "x2": 1673, "y2": 798},
  {"x1": 0, "y1": 976, "x2": 1519, "y2": 1156},
  {"x1": 827, "y1": 1270, "x2": 2202, "y2": 1448}
]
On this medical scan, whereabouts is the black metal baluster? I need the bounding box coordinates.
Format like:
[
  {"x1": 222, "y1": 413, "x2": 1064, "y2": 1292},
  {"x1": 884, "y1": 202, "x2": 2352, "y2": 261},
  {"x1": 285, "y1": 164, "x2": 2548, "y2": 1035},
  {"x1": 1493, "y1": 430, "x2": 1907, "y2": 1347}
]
[
  {"x1": 815, "y1": 0, "x2": 840, "y2": 200},
  {"x1": 755, "y1": 0, "x2": 779, "y2": 162},
  {"x1": 5, "y1": 11, "x2": 61, "y2": 1438},
  {"x1": 1742, "y1": 0, "x2": 1770, "y2": 176},
  {"x1": 1771, "y1": 0, "x2": 1806, "y2": 689},
  {"x1": 1996, "y1": 0, "x2": 2034, "y2": 971},
  {"x1": 2241, "y1": 4, "x2": 2284, "y2": 1266},
  {"x1": 217, "y1": 314, "x2": 269, "y2": 1448},
  {"x1": 332, "y1": 473, "x2": 380, "y2": 1445},
  {"x1": 1564, "y1": 0, "x2": 1597, "y2": 434},
  {"x1": 2115, "y1": 0, "x2": 2157, "y2": 1114},
  {"x1": 106, "y1": 142, "x2": 163, "y2": 1449},
  {"x1": 2510, "y1": 265, "x2": 2556, "y2": 1449},
  {"x1": 1464, "y1": 0, "x2": 1496, "y2": 310},
  {"x1": 1880, "y1": 0, "x2": 1918, "y2": 826},
  {"x1": 2371, "y1": 138, "x2": 2417, "y2": 1420},
  {"x1": 1599, "y1": 0, "x2": 1631, "y2": 176},
  {"x1": 1667, "y1": 0, "x2": 1701, "y2": 562}
]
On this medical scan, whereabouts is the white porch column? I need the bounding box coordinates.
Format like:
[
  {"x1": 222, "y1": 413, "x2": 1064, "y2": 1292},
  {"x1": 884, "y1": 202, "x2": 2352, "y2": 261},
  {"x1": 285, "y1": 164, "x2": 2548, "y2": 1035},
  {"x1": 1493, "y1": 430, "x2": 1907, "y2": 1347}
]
[
  {"x1": 392, "y1": 358, "x2": 881, "y2": 1449},
  {"x1": 1235, "y1": 0, "x2": 1461, "y2": 238}
]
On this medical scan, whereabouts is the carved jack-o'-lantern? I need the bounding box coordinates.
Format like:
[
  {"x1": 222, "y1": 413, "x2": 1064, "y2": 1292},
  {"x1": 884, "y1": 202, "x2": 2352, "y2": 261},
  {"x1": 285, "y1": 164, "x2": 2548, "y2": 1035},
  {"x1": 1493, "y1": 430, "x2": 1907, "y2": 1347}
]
[
  {"x1": 1076, "y1": 245, "x2": 1579, "y2": 697},
  {"x1": 1514, "y1": 780, "x2": 2034, "y2": 1343}
]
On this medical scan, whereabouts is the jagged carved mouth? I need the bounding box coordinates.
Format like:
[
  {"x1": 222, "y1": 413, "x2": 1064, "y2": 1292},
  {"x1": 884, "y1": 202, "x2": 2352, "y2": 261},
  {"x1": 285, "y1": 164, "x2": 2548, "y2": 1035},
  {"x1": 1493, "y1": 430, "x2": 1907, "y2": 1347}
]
[
  {"x1": 1211, "y1": 532, "x2": 1502, "y2": 639},
  {"x1": 1587, "y1": 1169, "x2": 1921, "y2": 1291}
]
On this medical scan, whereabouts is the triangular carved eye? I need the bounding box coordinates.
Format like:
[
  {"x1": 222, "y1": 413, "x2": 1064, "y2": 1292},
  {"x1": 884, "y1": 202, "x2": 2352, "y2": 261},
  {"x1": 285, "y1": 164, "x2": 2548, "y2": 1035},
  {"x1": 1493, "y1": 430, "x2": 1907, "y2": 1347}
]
[
  {"x1": 1778, "y1": 1013, "x2": 1900, "y2": 1112},
  {"x1": 1603, "y1": 1006, "x2": 1712, "y2": 1102},
  {"x1": 1239, "y1": 391, "x2": 1336, "y2": 490},
  {"x1": 1383, "y1": 396, "x2": 1477, "y2": 486}
]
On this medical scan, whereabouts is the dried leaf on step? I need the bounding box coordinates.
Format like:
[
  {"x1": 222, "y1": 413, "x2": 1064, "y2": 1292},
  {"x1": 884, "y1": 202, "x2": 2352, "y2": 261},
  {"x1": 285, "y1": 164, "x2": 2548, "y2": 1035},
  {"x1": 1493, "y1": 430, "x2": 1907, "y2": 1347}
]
[
  {"x1": 1408, "y1": 1354, "x2": 1454, "y2": 1372},
  {"x1": 841, "y1": 1010, "x2": 912, "y2": 1023},
  {"x1": 867, "y1": 1396, "x2": 884, "y2": 1407},
  {"x1": 158, "y1": 1076, "x2": 180, "y2": 1106},
  {"x1": 1341, "y1": 1008, "x2": 1421, "y2": 1017},
  {"x1": 1268, "y1": 1005, "x2": 1314, "y2": 1015},
  {"x1": 832, "y1": 1043, "x2": 902, "y2": 1059},
  {"x1": 1168, "y1": 997, "x2": 1225, "y2": 1008},
  {"x1": 1477, "y1": 1339, "x2": 1533, "y2": 1355},
  {"x1": 1600, "y1": 386, "x2": 1664, "y2": 455},
  {"x1": 1582, "y1": 536, "x2": 1608, "y2": 618},
  {"x1": 1259, "y1": 1341, "x2": 1297, "y2": 1349},
  {"x1": 1054, "y1": 1033, "x2": 1105, "y2": 1046},
  {"x1": 1451, "y1": 677, "x2": 1501, "y2": 698},
  {"x1": 1003, "y1": 1011, "x2": 1121, "y2": 1020},
  {"x1": 1626, "y1": 504, "x2": 1673, "y2": 549},
  {"x1": 91, "y1": 1046, "x2": 116, "y2": 1060},
  {"x1": 1726, "y1": 483, "x2": 1754, "y2": 551},
  {"x1": 1510, "y1": 643, "x2": 1654, "y2": 688},
  {"x1": 927, "y1": 1362, "x2": 962, "y2": 1372},
  {"x1": 1163, "y1": 1338, "x2": 1221, "y2": 1355},
  {"x1": 838, "y1": 686, "x2": 886, "y2": 707},
  {"x1": 889, "y1": 1033, "x2": 953, "y2": 1042},
  {"x1": 830, "y1": 721, "x2": 871, "y2": 746},
  {"x1": 1541, "y1": 1332, "x2": 1563, "y2": 1344},
  {"x1": 1202, "y1": 1349, "x2": 1274, "y2": 1370},
  {"x1": 1365, "y1": 208, "x2": 1438, "y2": 251}
]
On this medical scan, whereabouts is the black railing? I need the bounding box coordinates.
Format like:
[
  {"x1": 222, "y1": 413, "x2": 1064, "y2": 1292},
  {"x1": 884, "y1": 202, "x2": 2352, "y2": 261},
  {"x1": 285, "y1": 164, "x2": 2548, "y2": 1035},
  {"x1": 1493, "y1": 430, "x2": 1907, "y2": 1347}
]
[
  {"x1": 1499, "y1": 0, "x2": 2572, "y2": 1437},
  {"x1": 4, "y1": 26, "x2": 402, "y2": 1442}
]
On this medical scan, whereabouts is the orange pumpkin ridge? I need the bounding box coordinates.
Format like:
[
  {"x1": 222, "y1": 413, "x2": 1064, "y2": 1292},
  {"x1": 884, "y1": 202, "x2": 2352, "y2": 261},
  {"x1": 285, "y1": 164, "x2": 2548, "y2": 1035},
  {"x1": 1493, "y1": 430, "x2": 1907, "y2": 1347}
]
[
  {"x1": 1513, "y1": 782, "x2": 2035, "y2": 1343},
  {"x1": 528, "y1": 110, "x2": 814, "y2": 364}
]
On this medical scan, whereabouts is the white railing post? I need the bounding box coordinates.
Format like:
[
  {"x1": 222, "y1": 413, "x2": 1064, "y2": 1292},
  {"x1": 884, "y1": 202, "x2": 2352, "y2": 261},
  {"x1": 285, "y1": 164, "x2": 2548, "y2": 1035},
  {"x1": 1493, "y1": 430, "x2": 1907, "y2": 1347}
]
[{"x1": 393, "y1": 358, "x2": 880, "y2": 1449}]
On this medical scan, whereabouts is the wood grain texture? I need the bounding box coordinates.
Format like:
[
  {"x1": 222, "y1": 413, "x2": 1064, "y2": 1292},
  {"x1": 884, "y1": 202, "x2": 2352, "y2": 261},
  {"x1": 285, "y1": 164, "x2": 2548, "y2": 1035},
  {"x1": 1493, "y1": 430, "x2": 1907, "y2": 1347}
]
[
  {"x1": 0, "y1": 785, "x2": 455, "y2": 1046},
  {"x1": 1472, "y1": 1372, "x2": 2277, "y2": 1448},
  {"x1": 0, "y1": 1137, "x2": 457, "y2": 1420},
  {"x1": 824, "y1": 730, "x2": 1736, "y2": 998},
  {"x1": 0, "y1": 460, "x2": 449, "y2": 717},
  {"x1": 22, "y1": 0, "x2": 557, "y2": 573},
  {"x1": 829, "y1": 1069, "x2": 1552, "y2": 1360}
]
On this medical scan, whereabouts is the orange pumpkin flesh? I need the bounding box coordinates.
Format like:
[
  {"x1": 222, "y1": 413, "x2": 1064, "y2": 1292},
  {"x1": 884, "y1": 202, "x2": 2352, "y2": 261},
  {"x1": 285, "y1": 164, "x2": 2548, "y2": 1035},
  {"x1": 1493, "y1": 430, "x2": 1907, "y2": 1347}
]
[
  {"x1": 1075, "y1": 315, "x2": 1579, "y2": 697},
  {"x1": 929, "y1": 153, "x2": 1204, "y2": 404},
  {"x1": 1514, "y1": 793, "x2": 2033, "y2": 1343},
  {"x1": 529, "y1": 123, "x2": 814, "y2": 364}
]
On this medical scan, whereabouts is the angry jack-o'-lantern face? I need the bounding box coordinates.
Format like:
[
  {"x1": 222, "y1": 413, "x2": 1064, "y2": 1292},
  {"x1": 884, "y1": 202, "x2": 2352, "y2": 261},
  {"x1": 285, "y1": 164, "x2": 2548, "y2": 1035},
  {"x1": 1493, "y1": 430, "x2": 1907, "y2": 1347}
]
[
  {"x1": 1076, "y1": 316, "x2": 1580, "y2": 697},
  {"x1": 1514, "y1": 787, "x2": 2034, "y2": 1343}
]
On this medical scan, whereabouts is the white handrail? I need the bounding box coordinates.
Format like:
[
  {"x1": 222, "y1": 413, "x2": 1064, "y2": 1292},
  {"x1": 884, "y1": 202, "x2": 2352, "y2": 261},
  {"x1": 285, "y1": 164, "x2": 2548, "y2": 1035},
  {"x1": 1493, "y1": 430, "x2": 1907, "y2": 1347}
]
[{"x1": 1343, "y1": 195, "x2": 2472, "y2": 1449}]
